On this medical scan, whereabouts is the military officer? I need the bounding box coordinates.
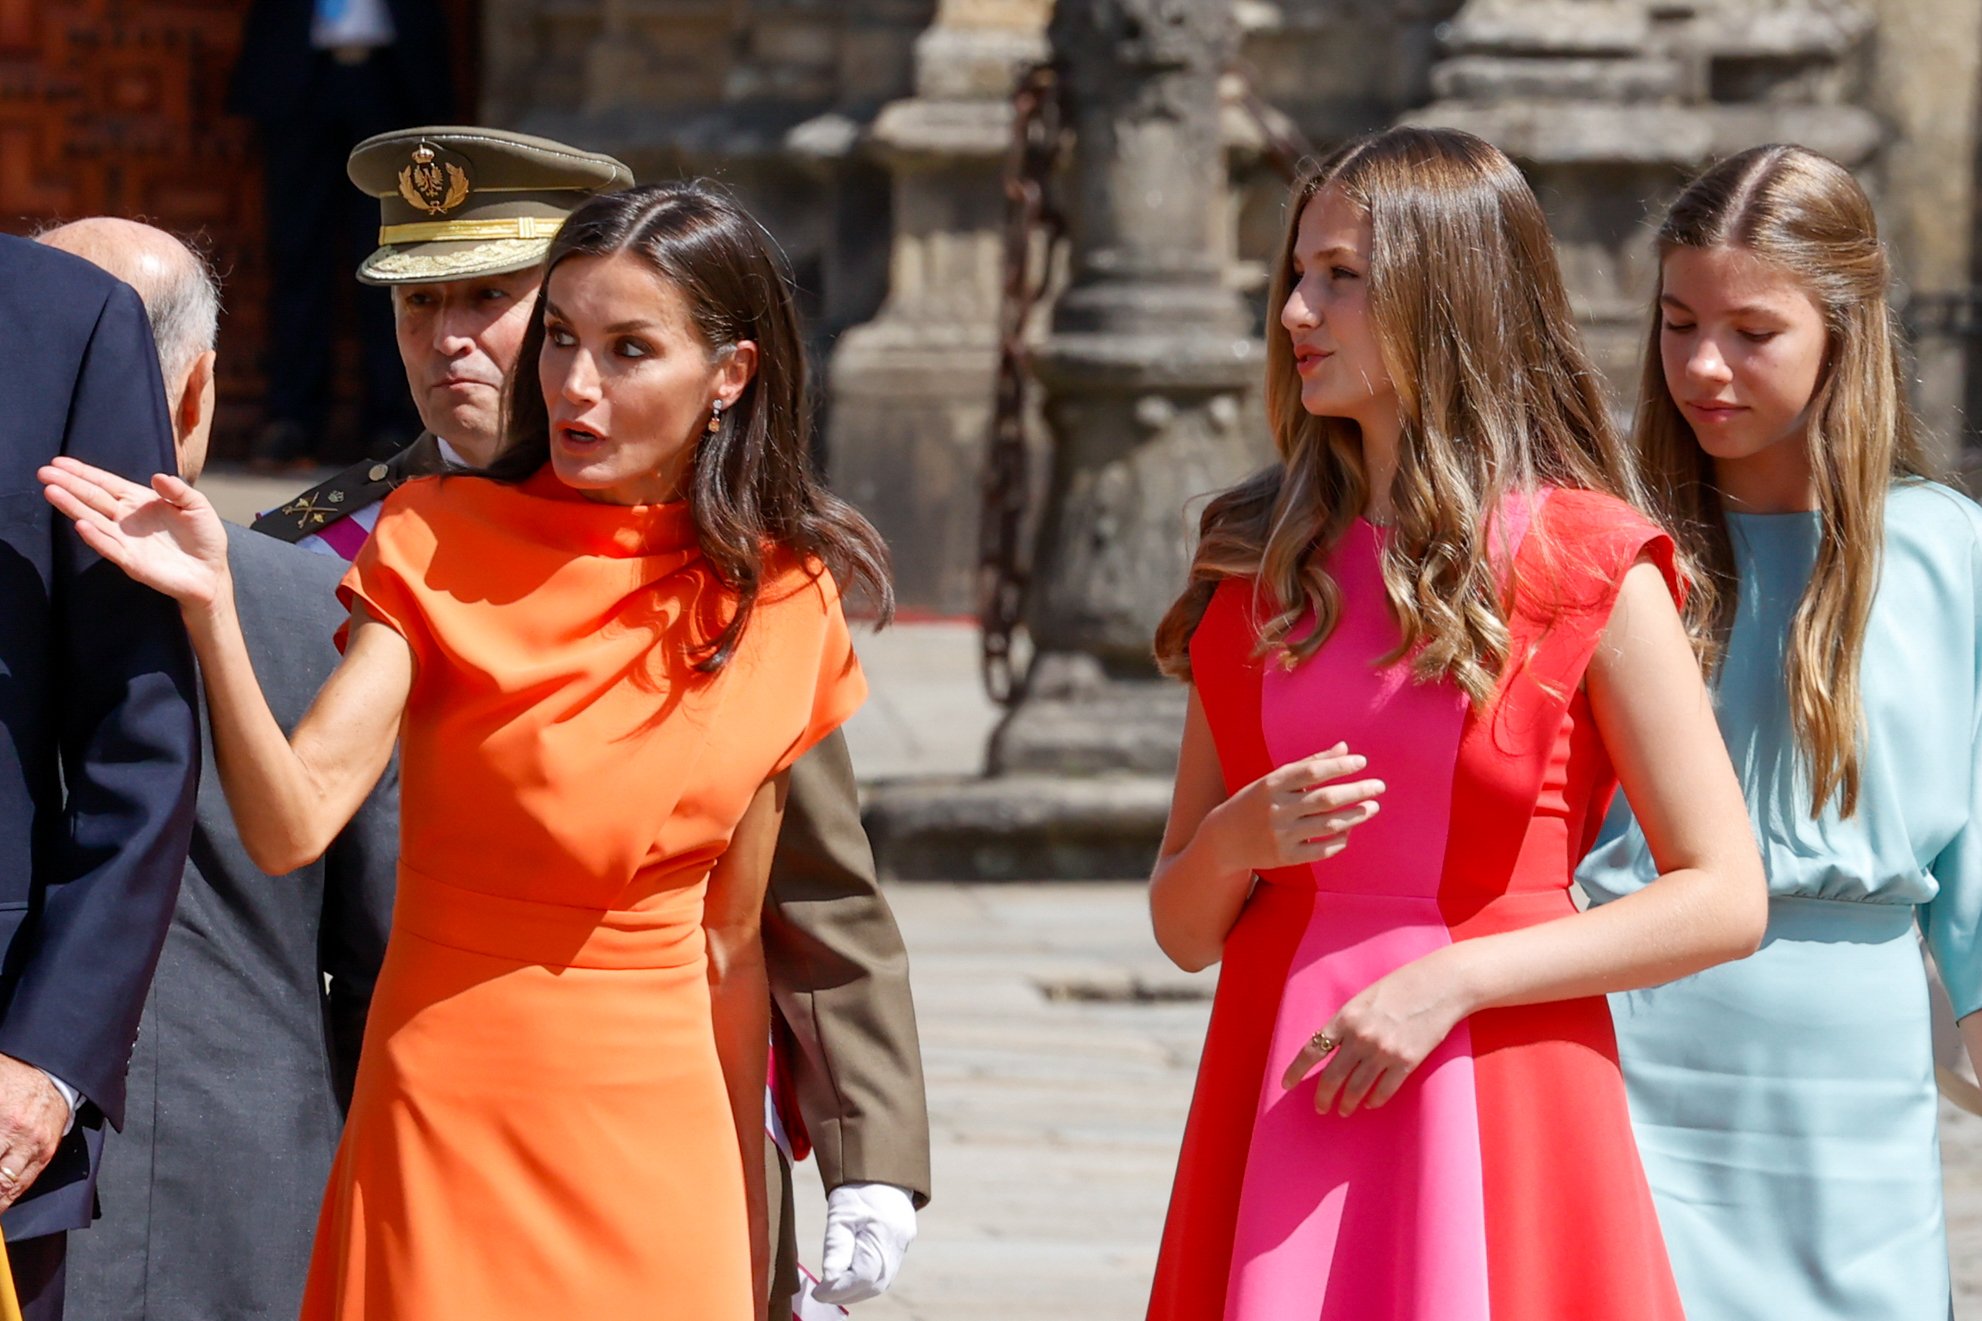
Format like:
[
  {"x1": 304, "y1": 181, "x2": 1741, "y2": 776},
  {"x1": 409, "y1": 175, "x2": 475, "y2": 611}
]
[
  {"x1": 248, "y1": 128, "x2": 620, "y2": 554},
  {"x1": 253, "y1": 127, "x2": 932, "y2": 1318}
]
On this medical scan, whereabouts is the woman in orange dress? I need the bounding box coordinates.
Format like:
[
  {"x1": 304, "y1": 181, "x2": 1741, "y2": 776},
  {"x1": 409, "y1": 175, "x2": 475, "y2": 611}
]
[{"x1": 38, "y1": 183, "x2": 892, "y2": 1320}]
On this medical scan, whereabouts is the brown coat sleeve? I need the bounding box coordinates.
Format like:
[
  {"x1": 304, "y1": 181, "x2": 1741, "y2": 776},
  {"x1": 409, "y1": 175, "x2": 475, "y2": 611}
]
[{"x1": 764, "y1": 730, "x2": 932, "y2": 1205}]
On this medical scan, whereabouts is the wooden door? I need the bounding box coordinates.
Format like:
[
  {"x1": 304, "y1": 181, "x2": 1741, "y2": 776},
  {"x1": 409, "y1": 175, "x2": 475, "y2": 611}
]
[
  {"x1": 0, "y1": 0, "x2": 479, "y2": 457},
  {"x1": 0, "y1": 1, "x2": 269, "y2": 449}
]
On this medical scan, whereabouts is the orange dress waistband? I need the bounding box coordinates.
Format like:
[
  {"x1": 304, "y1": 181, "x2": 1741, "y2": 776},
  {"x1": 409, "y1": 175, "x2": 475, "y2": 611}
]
[{"x1": 394, "y1": 863, "x2": 707, "y2": 970}]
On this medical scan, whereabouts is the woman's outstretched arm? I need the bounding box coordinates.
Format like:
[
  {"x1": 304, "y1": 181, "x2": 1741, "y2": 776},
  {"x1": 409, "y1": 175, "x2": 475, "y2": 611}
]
[
  {"x1": 40, "y1": 458, "x2": 410, "y2": 874},
  {"x1": 705, "y1": 771, "x2": 788, "y2": 1317},
  {"x1": 1283, "y1": 559, "x2": 1768, "y2": 1116}
]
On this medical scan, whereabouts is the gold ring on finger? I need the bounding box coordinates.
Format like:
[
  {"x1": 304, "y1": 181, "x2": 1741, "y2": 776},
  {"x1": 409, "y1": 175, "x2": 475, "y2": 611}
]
[
  {"x1": 0, "y1": 1166, "x2": 19, "y2": 1186},
  {"x1": 1309, "y1": 1031, "x2": 1337, "y2": 1056}
]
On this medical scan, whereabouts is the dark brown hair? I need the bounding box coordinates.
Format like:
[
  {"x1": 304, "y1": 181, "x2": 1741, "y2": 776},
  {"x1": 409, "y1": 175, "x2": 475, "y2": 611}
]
[
  {"x1": 1153, "y1": 126, "x2": 1645, "y2": 701},
  {"x1": 1634, "y1": 144, "x2": 1930, "y2": 817},
  {"x1": 491, "y1": 181, "x2": 893, "y2": 670}
]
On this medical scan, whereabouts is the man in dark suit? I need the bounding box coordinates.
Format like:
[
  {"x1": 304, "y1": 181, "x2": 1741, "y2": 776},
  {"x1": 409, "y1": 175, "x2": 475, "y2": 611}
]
[
  {"x1": 38, "y1": 218, "x2": 401, "y2": 1321},
  {"x1": 227, "y1": 0, "x2": 453, "y2": 466},
  {"x1": 0, "y1": 235, "x2": 200, "y2": 1318}
]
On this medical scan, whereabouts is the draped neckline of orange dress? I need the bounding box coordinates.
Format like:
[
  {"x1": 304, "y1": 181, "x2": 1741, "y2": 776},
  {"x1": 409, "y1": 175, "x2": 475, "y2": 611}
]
[{"x1": 498, "y1": 462, "x2": 700, "y2": 560}]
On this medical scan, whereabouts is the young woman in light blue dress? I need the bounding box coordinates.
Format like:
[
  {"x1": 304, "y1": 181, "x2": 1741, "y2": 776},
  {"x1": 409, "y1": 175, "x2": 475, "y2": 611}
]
[{"x1": 1578, "y1": 143, "x2": 1982, "y2": 1318}]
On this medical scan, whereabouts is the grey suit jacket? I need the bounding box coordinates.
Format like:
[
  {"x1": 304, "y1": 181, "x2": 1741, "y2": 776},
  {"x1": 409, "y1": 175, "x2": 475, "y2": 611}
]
[{"x1": 67, "y1": 526, "x2": 399, "y2": 1321}]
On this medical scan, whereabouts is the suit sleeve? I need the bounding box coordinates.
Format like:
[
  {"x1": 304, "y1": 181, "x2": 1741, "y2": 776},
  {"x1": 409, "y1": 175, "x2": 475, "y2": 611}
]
[
  {"x1": 1926, "y1": 512, "x2": 1982, "y2": 1021},
  {"x1": 319, "y1": 750, "x2": 400, "y2": 1109},
  {"x1": 763, "y1": 730, "x2": 931, "y2": 1205},
  {"x1": 0, "y1": 283, "x2": 198, "y2": 1128}
]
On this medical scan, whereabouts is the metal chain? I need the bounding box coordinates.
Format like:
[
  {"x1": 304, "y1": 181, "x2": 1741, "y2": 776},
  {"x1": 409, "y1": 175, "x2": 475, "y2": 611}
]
[
  {"x1": 976, "y1": 63, "x2": 1310, "y2": 705},
  {"x1": 979, "y1": 61, "x2": 1068, "y2": 707}
]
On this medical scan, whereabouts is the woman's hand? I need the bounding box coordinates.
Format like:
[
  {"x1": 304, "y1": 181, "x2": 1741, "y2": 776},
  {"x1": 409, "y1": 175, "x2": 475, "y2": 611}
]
[
  {"x1": 39, "y1": 457, "x2": 230, "y2": 610},
  {"x1": 1151, "y1": 695, "x2": 1388, "y2": 973},
  {"x1": 1280, "y1": 948, "x2": 1474, "y2": 1117},
  {"x1": 1204, "y1": 742, "x2": 1386, "y2": 875}
]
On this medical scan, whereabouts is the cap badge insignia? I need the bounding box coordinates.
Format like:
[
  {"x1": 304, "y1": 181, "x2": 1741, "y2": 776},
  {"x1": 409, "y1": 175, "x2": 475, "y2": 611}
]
[{"x1": 398, "y1": 144, "x2": 471, "y2": 217}]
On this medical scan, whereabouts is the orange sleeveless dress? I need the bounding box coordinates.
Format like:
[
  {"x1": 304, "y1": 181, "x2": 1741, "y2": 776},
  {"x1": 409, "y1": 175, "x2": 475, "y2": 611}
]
[{"x1": 300, "y1": 468, "x2": 864, "y2": 1320}]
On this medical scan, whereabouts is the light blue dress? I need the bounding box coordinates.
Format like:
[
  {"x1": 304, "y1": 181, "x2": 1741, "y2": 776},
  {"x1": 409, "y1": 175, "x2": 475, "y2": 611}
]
[{"x1": 1578, "y1": 480, "x2": 1982, "y2": 1320}]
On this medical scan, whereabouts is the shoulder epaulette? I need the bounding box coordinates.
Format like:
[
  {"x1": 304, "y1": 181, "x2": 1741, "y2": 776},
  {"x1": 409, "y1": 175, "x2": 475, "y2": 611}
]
[{"x1": 248, "y1": 433, "x2": 447, "y2": 543}]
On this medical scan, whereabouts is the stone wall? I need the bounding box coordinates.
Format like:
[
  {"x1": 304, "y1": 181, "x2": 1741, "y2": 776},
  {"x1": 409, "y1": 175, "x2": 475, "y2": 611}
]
[
  {"x1": 1412, "y1": 1, "x2": 1884, "y2": 410},
  {"x1": 484, "y1": 0, "x2": 1982, "y2": 613},
  {"x1": 483, "y1": 0, "x2": 935, "y2": 371},
  {"x1": 826, "y1": 0, "x2": 1053, "y2": 615},
  {"x1": 1864, "y1": 0, "x2": 1982, "y2": 474}
]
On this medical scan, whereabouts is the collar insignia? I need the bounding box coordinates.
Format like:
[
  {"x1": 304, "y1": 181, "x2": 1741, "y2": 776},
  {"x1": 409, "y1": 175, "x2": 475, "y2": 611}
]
[{"x1": 282, "y1": 495, "x2": 341, "y2": 529}]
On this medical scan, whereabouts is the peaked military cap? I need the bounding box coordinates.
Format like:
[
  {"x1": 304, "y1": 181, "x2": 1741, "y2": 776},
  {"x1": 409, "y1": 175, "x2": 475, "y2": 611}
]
[{"x1": 348, "y1": 126, "x2": 635, "y2": 285}]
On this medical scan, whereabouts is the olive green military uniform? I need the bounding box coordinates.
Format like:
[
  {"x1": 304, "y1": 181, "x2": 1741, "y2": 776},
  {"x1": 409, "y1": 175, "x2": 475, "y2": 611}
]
[{"x1": 252, "y1": 128, "x2": 932, "y2": 1316}]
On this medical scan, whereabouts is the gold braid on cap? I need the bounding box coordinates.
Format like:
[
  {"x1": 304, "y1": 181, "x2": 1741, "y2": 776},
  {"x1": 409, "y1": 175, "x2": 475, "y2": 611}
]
[
  {"x1": 364, "y1": 238, "x2": 554, "y2": 280},
  {"x1": 378, "y1": 215, "x2": 566, "y2": 246}
]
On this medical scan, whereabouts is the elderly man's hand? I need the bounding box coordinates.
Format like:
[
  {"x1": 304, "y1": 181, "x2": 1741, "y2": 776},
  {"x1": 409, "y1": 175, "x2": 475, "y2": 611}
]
[{"x1": 0, "y1": 1054, "x2": 68, "y2": 1210}]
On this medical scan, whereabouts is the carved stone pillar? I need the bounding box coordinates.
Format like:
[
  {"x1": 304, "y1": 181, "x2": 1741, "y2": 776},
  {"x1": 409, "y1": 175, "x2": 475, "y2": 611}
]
[
  {"x1": 1862, "y1": 0, "x2": 1982, "y2": 478},
  {"x1": 825, "y1": 0, "x2": 1053, "y2": 615},
  {"x1": 987, "y1": 0, "x2": 1263, "y2": 776},
  {"x1": 865, "y1": 0, "x2": 1265, "y2": 879}
]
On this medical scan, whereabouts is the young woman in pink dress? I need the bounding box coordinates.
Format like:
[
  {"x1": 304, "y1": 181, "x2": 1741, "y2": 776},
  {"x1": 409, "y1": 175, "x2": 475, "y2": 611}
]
[{"x1": 1143, "y1": 126, "x2": 1770, "y2": 1320}]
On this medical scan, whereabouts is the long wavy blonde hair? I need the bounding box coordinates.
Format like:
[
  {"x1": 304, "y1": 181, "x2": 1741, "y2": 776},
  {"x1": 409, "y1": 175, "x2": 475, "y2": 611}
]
[
  {"x1": 1634, "y1": 145, "x2": 1931, "y2": 819},
  {"x1": 1154, "y1": 126, "x2": 1645, "y2": 706}
]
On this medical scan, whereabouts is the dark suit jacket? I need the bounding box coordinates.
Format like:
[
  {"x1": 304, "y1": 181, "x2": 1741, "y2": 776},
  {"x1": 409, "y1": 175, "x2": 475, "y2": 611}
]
[
  {"x1": 66, "y1": 527, "x2": 399, "y2": 1319},
  {"x1": 0, "y1": 235, "x2": 200, "y2": 1238},
  {"x1": 226, "y1": 0, "x2": 452, "y2": 125}
]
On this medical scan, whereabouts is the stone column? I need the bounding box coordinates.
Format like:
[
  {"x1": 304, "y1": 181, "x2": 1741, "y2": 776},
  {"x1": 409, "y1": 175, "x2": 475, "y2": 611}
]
[
  {"x1": 1863, "y1": 0, "x2": 1982, "y2": 478},
  {"x1": 825, "y1": 0, "x2": 1053, "y2": 614},
  {"x1": 865, "y1": 0, "x2": 1266, "y2": 879},
  {"x1": 991, "y1": 0, "x2": 1264, "y2": 774}
]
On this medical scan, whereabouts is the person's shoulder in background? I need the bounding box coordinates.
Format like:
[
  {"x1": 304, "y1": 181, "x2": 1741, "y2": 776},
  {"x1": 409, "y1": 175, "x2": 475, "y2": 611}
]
[
  {"x1": 0, "y1": 230, "x2": 123, "y2": 324},
  {"x1": 230, "y1": 519, "x2": 349, "y2": 623},
  {"x1": 0, "y1": 234, "x2": 155, "y2": 495}
]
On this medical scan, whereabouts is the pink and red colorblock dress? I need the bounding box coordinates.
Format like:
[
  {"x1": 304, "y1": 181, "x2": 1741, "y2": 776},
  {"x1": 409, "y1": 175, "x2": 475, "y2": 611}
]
[{"x1": 1147, "y1": 488, "x2": 1686, "y2": 1321}]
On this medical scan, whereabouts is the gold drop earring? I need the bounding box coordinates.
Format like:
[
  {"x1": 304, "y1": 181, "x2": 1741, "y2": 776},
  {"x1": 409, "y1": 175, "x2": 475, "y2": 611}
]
[{"x1": 706, "y1": 400, "x2": 726, "y2": 434}]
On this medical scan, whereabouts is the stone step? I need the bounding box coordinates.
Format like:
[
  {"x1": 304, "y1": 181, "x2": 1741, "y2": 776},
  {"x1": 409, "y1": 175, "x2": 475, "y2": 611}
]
[{"x1": 863, "y1": 772, "x2": 1172, "y2": 881}]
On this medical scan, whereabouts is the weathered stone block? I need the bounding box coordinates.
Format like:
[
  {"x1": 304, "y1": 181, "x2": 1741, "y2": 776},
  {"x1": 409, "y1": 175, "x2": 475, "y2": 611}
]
[
  {"x1": 836, "y1": 19, "x2": 926, "y2": 103},
  {"x1": 829, "y1": 324, "x2": 1000, "y2": 613},
  {"x1": 1440, "y1": 0, "x2": 1653, "y2": 56},
  {"x1": 1430, "y1": 53, "x2": 1685, "y2": 101},
  {"x1": 912, "y1": 23, "x2": 1051, "y2": 100},
  {"x1": 1405, "y1": 99, "x2": 1881, "y2": 167},
  {"x1": 990, "y1": 672, "x2": 1189, "y2": 774},
  {"x1": 863, "y1": 772, "x2": 1174, "y2": 879}
]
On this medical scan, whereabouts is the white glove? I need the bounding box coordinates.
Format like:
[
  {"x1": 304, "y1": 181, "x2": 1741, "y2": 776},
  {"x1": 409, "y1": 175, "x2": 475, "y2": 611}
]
[{"x1": 812, "y1": 1181, "x2": 917, "y2": 1305}]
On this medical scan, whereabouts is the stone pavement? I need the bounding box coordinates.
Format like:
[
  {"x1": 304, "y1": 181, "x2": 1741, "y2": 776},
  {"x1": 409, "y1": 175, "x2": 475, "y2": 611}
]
[
  {"x1": 1955, "y1": 1091, "x2": 1982, "y2": 1317},
  {"x1": 201, "y1": 464, "x2": 336, "y2": 519}
]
